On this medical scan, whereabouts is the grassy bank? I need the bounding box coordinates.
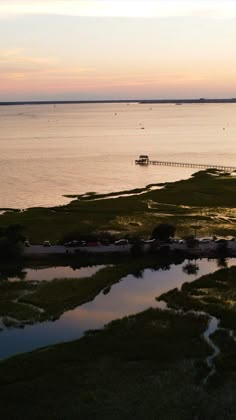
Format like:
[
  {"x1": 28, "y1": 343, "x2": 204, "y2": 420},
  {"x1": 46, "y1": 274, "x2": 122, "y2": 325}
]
[
  {"x1": 1, "y1": 170, "x2": 236, "y2": 242},
  {"x1": 158, "y1": 266, "x2": 236, "y2": 329}
]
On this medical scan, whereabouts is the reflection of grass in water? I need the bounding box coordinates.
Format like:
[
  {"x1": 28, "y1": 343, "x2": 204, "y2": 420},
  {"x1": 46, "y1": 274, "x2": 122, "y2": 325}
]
[{"x1": 1, "y1": 170, "x2": 236, "y2": 242}]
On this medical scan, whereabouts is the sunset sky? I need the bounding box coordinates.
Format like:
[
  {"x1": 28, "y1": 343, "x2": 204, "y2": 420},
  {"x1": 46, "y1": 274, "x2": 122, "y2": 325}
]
[{"x1": 0, "y1": 0, "x2": 236, "y2": 101}]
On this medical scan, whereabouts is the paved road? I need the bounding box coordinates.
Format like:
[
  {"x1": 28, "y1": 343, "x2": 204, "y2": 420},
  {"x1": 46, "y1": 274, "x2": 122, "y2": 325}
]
[
  {"x1": 23, "y1": 240, "x2": 236, "y2": 256},
  {"x1": 24, "y1": 244, "x2": 132, "y2": 255}
]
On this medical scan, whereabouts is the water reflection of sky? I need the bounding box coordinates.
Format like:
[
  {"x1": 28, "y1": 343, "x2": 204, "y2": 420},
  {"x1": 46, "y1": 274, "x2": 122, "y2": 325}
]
[
  {"x1": 9, "y1": 265, "x2": 106, "y2": 282},
  {"x1": 1, "y1": 258, "x2": 236, "y2": 360}
]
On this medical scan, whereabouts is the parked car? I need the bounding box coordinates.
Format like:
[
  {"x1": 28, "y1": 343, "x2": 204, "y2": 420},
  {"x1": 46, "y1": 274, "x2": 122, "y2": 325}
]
[
  {"x1": 64, "y1": 240, "x2": 80, "y2": 247},
  {"x1": 43, "y1": 241, "x2": 51, "y2": 247},
  {"x1": 114, "y1": 239, "x2": 129, "y2": 245},
  {"x1": 143, "y1": 239, "x2": 156, "y2": 244},
  {"x1": 24, "y1": 240, "x2": 30, "y2": 247},
  {"x1": 199, "y1": 238, "x2": 211, "y2": 243},
  {"x1": 87, "y1": 242, "x2": 100, "y2": 246},
  {"x1": 171, "y1": 239, "x2": 181, "y2": 244}
]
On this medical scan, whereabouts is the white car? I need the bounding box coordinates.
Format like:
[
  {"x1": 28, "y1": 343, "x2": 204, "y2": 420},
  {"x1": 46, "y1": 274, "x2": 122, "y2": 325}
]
[
  {"x1": 114, "y1": 239, "x2": 129, "y2": 245},
  {"x1": 143, "y1": 239, "x2": 156, "y2": 244},
  {"x1": 43, "y1": 240, "x2": 51, "y2": 247}
]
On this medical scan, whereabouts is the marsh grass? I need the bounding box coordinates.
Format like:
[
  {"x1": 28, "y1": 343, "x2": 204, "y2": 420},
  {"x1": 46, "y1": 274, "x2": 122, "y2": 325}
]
[
  {"x1": 0, "y1": 301, "x2": 40, "y2": 322},
  {"x1": 0, "y1": 308, "x2": 210, "y2": 419},
  {"x1": 159, "y1": 266, "x2": 236, "y2": 329},
  {"x1": 0, "y1": 281, "x2": 41, "y2": 322},
  {"x1": 1, "y1": 171, "x2": 236, "y2": 242},
  {"x1": 2, "y1": 259, "x2": 236, "y2": 417},
  {"x1": 157, "y1": 265, "x2": 236, "y2": 392}
]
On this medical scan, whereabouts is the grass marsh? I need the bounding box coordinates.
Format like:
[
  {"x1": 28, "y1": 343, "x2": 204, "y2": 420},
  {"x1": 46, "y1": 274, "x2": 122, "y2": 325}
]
[{"x1": 1, "y1": 170, "x2": 236, "y2": 242}]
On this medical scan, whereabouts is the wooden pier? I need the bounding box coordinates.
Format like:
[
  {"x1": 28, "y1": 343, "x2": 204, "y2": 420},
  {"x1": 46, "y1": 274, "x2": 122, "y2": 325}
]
[{"x1": 135, "y1": 157, "x2": 236, "y2": 172}]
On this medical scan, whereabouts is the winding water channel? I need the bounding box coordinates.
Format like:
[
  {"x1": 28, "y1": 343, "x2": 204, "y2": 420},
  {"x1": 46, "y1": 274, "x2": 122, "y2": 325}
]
[
  {"x1": 203, "y1": 316, "x2": 220, "y2": 384},
  {"x1": 1, "y1": 258, "x2": 236, "y2": 361}
]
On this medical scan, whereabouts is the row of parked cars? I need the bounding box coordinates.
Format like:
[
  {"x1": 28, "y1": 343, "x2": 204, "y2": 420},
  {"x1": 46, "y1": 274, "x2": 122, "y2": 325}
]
[
  {"x1": 24, "y1": 236, "x2": 235, "y2": 248},
  {"x1": 24, "y1": 239, "x2": 130, "y2": 247},
  {"x1": 176, "y1": 237, "x2": 235, "y2": 244},
  {"x1": 64, "y1": 239, "x2": 129, "y2": 247},
  {"x1": 24, "y1": 240, "x2": 52, "y2": 247}
]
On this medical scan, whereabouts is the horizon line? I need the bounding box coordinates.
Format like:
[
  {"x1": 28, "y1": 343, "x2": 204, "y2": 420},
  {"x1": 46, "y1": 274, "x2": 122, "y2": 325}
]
[{"x1": 1, "y1": 98, "x2": 236, "y2": 106}]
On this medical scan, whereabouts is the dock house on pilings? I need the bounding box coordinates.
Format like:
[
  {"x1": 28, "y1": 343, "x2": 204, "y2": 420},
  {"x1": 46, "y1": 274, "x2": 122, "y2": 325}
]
[{"x1": 135, "y1": 155, "x2": 149, "y2": 165}]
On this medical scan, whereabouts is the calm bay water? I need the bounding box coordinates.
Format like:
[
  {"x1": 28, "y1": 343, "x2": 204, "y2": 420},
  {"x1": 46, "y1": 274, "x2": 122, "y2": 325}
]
[{"x1": 1, "y1": 103, "x2": 236, "y2": 208}]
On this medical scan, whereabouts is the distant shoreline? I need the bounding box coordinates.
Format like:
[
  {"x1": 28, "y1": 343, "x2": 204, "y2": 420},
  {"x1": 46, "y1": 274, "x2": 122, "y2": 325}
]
[{"x1": 0, "y1": 98, "x2": 236, "y2": 106}]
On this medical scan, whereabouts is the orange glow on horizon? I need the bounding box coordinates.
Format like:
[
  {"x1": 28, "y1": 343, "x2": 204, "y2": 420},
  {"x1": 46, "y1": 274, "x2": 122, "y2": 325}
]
[{"x1": 2, "y1": 69, "x2": 236, "y2": 99}]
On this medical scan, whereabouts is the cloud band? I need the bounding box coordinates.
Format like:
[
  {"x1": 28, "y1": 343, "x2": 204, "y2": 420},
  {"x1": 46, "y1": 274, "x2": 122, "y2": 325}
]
[{"x1": 0, "y1": 1, "x2": 236, "y2": 19}]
